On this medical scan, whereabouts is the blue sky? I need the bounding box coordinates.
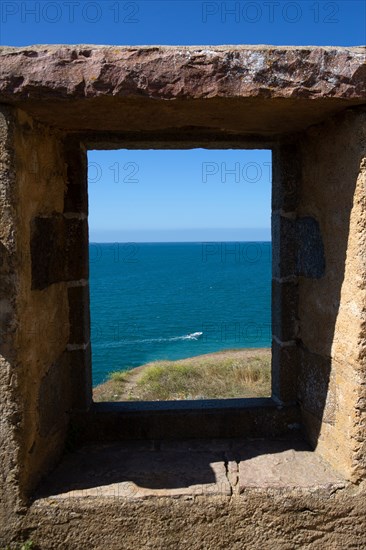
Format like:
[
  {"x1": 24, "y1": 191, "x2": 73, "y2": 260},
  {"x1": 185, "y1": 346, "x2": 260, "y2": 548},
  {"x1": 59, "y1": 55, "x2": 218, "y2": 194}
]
[
  {"x1": 2, "y1": 1, "x2": 364, "y2": 241},
  {"x1": 1, "y1": 1, "x2": 365, "y2": 47},
  {"x1": 88, "y1": 149, "x2": 272, "y2": 241}
]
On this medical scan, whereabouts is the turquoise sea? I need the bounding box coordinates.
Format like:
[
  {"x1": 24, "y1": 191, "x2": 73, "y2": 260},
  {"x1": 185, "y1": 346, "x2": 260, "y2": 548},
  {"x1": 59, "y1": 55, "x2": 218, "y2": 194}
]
[{"x1": 90, "y1": 242, "x2": 271, "y2": 386}]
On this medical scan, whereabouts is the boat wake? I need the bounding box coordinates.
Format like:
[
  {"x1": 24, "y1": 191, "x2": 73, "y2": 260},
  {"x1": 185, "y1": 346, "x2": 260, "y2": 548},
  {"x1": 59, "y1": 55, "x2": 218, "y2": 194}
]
[
  {"x1": 182, "y1": 332, "x2": 203, "y2": 340},
  {"x1": 94, "y1": 332, "x2": 203, "y2": 348}
]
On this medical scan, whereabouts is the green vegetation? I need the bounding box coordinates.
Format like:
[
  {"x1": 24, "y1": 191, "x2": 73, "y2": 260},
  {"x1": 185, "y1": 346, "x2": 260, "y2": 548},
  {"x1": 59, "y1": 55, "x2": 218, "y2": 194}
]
[
  {"x1": 109, "y1": 371, "x2": 130, "y2": 383},
  {"x1": 135, "y1": 355, "x2": 270, "y2": 400},
  {"x1": 93, "y1": 349, "x2": 271, "y2": 402}
]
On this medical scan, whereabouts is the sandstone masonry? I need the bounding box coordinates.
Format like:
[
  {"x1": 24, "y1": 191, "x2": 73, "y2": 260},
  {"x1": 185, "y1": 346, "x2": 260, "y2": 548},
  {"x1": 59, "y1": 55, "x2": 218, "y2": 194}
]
[{"x1": 0, "y1": 45, "x2": 365, "y2": 548}]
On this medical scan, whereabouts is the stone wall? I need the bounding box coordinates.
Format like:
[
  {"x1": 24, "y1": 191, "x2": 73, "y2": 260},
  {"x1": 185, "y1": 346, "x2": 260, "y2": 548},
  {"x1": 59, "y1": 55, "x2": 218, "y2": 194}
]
[
  {"x1": 0, "y1": 45, "x2": 365, "y2": 546},
  {"x1": 24, "y1": 490, "x2": 366, "y2": 550},
  {"x1": 0, "y1": 105, "x2": 24, "y2": 540},
  {"x1": 271, "y1": 141, "x2": 300, "y2": 404},
  {"x1": 0, "y1": 106, "x2": 92, "y2": 539},
  {"x1": 298, "y1": 108, "x2": 366, "y2": 482}
]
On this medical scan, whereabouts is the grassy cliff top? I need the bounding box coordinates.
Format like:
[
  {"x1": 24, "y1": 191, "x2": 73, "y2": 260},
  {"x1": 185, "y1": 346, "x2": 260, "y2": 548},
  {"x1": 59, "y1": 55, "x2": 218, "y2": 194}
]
[{"x1": 93, "y1": 348, "x2": 271, "y2": 402}]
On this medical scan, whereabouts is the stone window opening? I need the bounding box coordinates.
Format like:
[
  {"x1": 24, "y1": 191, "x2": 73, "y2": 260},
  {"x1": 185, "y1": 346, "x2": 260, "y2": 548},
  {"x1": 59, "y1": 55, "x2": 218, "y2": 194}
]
[
  {"x1": 87, "y1": 147, "x2": 273, "y2": 404},
  {"x1": 0, "y1": 45, "x2": 365, "y2": 546}
]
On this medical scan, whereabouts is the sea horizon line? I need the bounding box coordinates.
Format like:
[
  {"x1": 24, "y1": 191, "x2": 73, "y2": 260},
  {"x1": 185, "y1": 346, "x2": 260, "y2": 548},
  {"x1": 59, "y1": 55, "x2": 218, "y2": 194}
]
[{"x1": 89, "y1": 240, "x2": 273, "y2": 244}]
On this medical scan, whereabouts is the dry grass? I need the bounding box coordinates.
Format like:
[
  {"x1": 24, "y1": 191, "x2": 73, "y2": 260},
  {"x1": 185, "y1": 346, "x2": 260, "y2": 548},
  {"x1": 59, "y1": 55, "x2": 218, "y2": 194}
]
[{"x1": 93, "y1": 348, "x2": 271, "y2": 402}]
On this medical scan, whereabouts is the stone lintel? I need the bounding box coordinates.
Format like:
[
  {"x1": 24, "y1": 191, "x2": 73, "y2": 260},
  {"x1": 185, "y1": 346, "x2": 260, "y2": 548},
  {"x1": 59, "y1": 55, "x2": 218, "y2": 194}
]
[{"x1": 0, "y1": 45, "x2": 364, "y2": 135}]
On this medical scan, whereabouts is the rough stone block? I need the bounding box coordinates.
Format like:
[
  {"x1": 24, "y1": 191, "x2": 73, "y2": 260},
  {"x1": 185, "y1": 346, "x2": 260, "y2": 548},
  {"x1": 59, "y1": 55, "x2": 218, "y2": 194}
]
[
  {"x1": 64, "y1": 217, "x2": 89, "y2": 281},
  {"x1": 272, "y1": 279, "x2": 298, "y2": 341},
  {"x1": 65, "y1": 346, "x2": 92, "y2": 412},
  {"x1": 272, "y1": 214, "x2": 326, "y2": 280},
  {"x1": 31, "y1": 216, "x2": 65, "y2": 290},
  {"x1": 296, "y1": 216, "x2": 326, "y2": 278},
  {"x1": 0, "y1": 46, "x2": 364, "y2": 135},
  {"x1": 68, "y1": 285, "x2": 91, "y2": 346},
  {"x1": 63, "y1": 140, "x2": 88, "y2": 215},
  {"x1": 31, "y1": 215, "x2": 88, "y2": 289},
  {"x1": 38, "y1": 356, "x2": 70, "y2": 438},
  {"x1": 238, "y1": 440, "x2": 345, "y2": 490},
  {"x1": 64, "y1": 178, "x2": 88, "y2": 215},
  {"x1": 298, "y1": 348, "x2": 335, "y2": 425},
  {"x1": 272, "y1": 212, "x2": 296, "y2": 279},
  {"x1": 77, "y1": 400, "x2": 300, "y2": 443},
  {"x1": 272, "y1": 339, "x2": 298, "y2": 403},
  {"x1": 272, "y1": 142, "x2": 300, "y2": 212}
]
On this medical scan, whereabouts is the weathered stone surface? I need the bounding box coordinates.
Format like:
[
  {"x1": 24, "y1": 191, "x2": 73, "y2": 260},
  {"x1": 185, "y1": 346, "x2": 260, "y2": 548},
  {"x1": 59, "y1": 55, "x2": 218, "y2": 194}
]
[
  {"x1": 75, "y1": 399, "x2": 300, "y2": 443},
  {"x1": 272, "y1": 339, "x2": 298, "y2": 403},
  {"x1": 0, "y1": 46, "x2": 364, "y2": 135},
  {"x1": 33, "y1": 439, "x2": 345, "y2": 500},
  {"x1": 0, "y1": 105, "x2": 24, "y2": 544},
  {"x1": 298, "y1": 108, "x2": 366, "y2": 482},
  {"x1": 296, "y1": 217, "x2": 326, "y2": 278},
  {"x1": 31, "y1": 215, "x2": 88, "y2": 289},
  {"x1": 298, "y1": 348, "x2": 335, "y2": 424},
  {"x1": 272, "y1": 279, "x2": 298, "y2": 341},
  {"x1": 64, "y1": 346, "x2": 92, "y2": 412},
  {"x1": 68, "y1": 284, "x2": 90, "y2": 345},
  {"x1": 0, "y1": 45, "x2": 364, "y2": 101},
  {"x1": 36, "y1": 441, "x2": 231, "y2": 499},
  {"x1": 38, "y1": 357, "x2": 70, "y2": 438},
  {"x1": 272, "y1": 212, "x2": 296, "y2": 278},
  {"x1": 272, "y1": 142, "x2": 301, "y2": 211},
  {"x1": 24, "y1": 489, "x2": 366, "y2": 550},
  {"x1": 0, "y1": 46, "x2": 365, "y2": 548},
  {"x1": 63, "y1": 140, "x2": 88, "y2": 215},
  {"x1": 272, "y1": 214, "x2": 326, "y2": 280},
  {"x1": 21, "y1": 440, "x2": 366, "y2": 550},
  {"x1": 0, "y1": 105, "x2": 72, "y2": 542},
  {"x1": 237, "y1": 440, "x2": 344, "y2": 490}
]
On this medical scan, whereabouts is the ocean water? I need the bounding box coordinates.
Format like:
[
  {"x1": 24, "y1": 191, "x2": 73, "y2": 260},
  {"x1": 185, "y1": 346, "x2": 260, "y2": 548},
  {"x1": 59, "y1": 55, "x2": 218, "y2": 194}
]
[{"x1": 90, "y1": 242, "x2": 272, "y2": 386}]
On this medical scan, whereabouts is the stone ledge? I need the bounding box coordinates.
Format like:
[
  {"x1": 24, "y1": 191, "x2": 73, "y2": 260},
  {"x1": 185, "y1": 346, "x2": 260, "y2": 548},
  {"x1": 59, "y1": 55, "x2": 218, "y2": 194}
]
[
  {"x1": 35, "y1": 439, "x2": 345, "y2": 501},
  {"x1": 24, "y1": 487, "x2": 366, "y2": 550}
]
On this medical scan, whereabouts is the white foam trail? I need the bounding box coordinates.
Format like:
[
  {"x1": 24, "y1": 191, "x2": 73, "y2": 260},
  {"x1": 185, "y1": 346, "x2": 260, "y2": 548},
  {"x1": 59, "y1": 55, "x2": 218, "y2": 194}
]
[
  {"x1": 183, "y1": 332, "x2": 203, "y2": 340},
  {"x1": 94, "y1": 331, "x2": 203, "y2": 349}
]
